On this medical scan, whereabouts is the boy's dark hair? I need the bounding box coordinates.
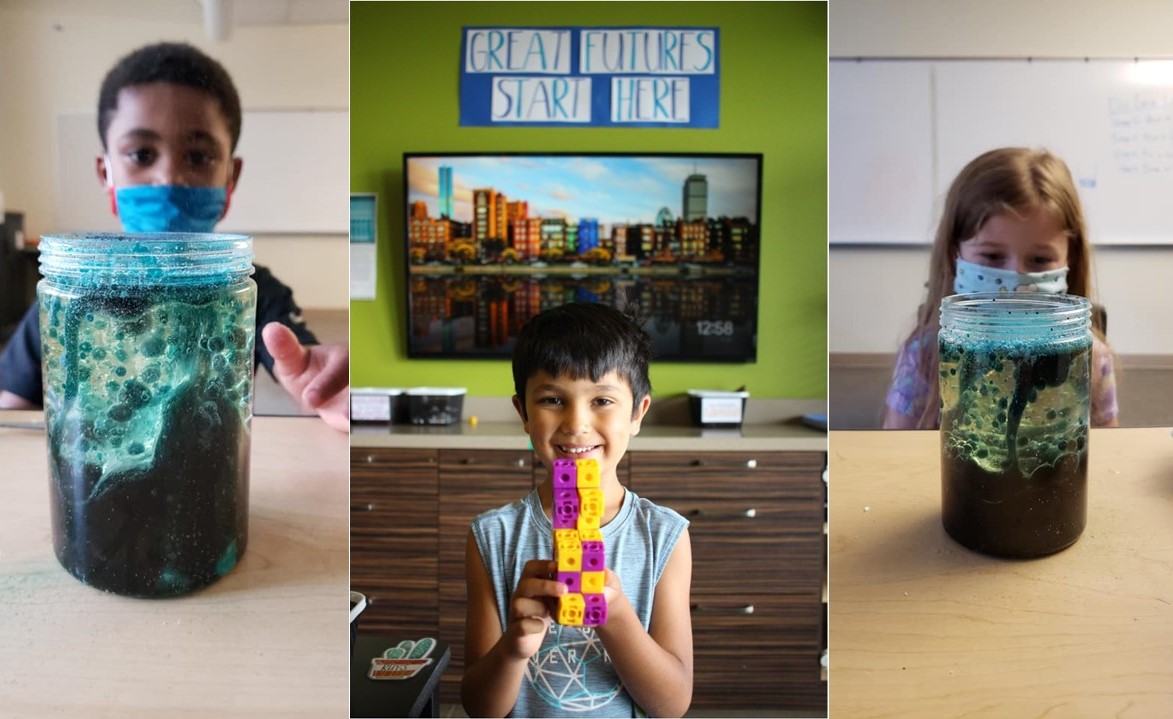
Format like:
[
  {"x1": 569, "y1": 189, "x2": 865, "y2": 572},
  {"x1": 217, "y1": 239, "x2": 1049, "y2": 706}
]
[
  {"x1": 97, "y1": 42, "x2": 242, "y2": 151},
  {"x1": 512, "y1": 302, "x2": 652, "y2": 416}
]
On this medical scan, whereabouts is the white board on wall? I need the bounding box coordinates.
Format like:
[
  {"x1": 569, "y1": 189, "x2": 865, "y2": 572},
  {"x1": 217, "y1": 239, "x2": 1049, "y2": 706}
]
[
  {"x1": 53, "y1": 109, "x2": 347, "y2": 234},
  {"x1": 830, "y1": 59, "x2": 1173, "y2": 245},
  {"x1": 829, "y1": 61, "x2": 936, "y2": 245}
]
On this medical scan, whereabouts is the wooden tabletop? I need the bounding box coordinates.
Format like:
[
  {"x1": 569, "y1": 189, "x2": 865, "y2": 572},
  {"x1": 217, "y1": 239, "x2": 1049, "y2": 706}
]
[
  {"x1": 0, "y1": 411, "x2": 349, "y2": 718},
  {"x1": 829, "y1": 428, "x2": 1173, "y2": 718}
]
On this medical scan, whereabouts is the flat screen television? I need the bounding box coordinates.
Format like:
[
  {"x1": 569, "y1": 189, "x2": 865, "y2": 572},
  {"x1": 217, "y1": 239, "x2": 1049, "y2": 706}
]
[{"x1": 402, "y1": 152, "x2": 762, "y2": 361}]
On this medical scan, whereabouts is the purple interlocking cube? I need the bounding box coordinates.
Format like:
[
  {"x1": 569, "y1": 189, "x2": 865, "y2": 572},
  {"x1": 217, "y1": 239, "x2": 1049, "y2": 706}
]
[
  {"x1": 581, "y1": 540, "x2": 605, "y2": 571},
  {"x1": 583, "y1": 593, "x2": 607, "y2": 626},
  {"x1": 552, "y1": 459, "x2": 577, "y2": 490},
  {"x1": 553, "y1": 489, "x2": 580, "y2": 529},
  {"x1": 557, "y1": 571, "x2": 581, "y2": 593}
]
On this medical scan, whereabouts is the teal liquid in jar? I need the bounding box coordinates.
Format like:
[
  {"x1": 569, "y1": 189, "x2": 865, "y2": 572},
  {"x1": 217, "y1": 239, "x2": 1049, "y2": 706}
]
[
  {"x1": 38, "y1": 233, "x2": 256, "y2": 597},
  {"x1": 938, "y1": 293, "x2": 1092, "y2": 558}
]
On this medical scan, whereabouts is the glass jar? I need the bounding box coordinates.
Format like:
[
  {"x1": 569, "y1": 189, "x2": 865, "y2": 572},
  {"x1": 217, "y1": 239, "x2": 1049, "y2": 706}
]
[
  {"x1": 38, "y1": 233, "x2": 256, "y2": 597},
  {"x1": 938, "y1": 292, "x2": 1092, "y2": 558}
]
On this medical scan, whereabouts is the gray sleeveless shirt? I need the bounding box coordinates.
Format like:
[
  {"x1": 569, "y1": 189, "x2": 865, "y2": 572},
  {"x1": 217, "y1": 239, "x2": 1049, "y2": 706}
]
[{"x1": 471, "y1": 487, "x2": 688, "y2": 717}]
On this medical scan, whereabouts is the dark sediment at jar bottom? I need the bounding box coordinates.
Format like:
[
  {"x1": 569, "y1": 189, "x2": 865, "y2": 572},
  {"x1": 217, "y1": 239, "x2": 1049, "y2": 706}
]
[
  {"x1": 941, "y1": 450, "x2": 1087, "y2": 558},
  {"x1": 48, "y1": 384, "x2": 250, "y2": 597}
]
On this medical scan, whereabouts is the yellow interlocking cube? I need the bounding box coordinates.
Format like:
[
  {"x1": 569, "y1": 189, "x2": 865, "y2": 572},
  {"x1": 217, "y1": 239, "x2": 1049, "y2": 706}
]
[
  {"x1": 553, "y1": 529, "x2": 580, "y2": 545},
  {"x1": 576, "y1": 514, "x2": 601, "y2": 532},
  {"x1": 578, "y1": 487, "x2": 603, "y2": 520},
  {"x1": 578, "y1": 527, "x2": 602, "y2": 543},
  {"x1": 557, "y1": 593, "x2": 585, "y2": 626},
  {"x1": 581, "y1": 571, "x2": 605, "y2": 593},
  {"x1": 556, "y1": 541, "x2": 582, "y2": 572},
  {"x1": 575, "y1": 459, "x2": 601, "y2": 488}
]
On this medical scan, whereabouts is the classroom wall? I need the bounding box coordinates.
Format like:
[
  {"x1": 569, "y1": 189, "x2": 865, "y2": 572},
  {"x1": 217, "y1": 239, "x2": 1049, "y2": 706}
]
[
  {"x1": 350, "y1": 1, "x2": 828, "y2": 400},
  {"x1": 0, "y1": 0, "x2": 349, "y2": 310},
  {"x1": 829, "y1": 0, "x2": 1173, "y2": 355}
]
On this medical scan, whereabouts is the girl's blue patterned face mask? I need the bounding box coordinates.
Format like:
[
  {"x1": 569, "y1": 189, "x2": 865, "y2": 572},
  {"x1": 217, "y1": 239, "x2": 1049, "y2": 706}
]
[
  {"x1": 113, "y1": 185, "x2": 227, "y2": 233},
  {"x1": 953, "y1": 258, "x2": 1069, "y2": 295}
]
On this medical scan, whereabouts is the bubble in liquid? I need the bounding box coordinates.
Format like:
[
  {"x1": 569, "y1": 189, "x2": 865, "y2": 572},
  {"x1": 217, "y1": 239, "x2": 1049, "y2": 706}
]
[
  {"x1": 121, "y1": 380, "x2": 152, "y2": 409},
  {"x1": 142, "y1": 336, "x2": 165, "y2": 357}
]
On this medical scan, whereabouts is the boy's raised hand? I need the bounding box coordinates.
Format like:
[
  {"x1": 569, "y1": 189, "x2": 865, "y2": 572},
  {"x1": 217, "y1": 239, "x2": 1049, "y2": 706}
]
[
  {"x1": 261, "y1": 322, "x2": 350, "y2": 432},
  {"x1": 506, "y1": 559, "x2": 566, "y2": 660}
]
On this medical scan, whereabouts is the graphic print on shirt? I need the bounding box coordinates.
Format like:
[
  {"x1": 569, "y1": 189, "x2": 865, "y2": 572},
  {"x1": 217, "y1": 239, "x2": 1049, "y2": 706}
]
[{"x1": 526, "y1": 624, "x2": 622, "y2": 711}]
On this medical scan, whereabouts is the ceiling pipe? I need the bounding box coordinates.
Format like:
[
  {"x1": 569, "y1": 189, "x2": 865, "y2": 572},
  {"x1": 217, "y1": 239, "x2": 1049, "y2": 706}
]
[{"x1": 201, "y1": 0, "x2": 233, "y2": 43}]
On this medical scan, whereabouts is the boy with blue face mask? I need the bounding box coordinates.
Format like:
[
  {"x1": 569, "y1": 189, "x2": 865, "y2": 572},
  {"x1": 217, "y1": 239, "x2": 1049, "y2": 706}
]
[{"x1": 0, "y1": 43, "x2": 349, "y2": 431}]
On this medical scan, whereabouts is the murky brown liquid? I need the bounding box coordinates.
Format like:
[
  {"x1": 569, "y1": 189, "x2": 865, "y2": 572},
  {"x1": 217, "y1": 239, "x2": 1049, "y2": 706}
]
[{"x1": 939, "y1": 338, "x2": 1089, "y2": 557}]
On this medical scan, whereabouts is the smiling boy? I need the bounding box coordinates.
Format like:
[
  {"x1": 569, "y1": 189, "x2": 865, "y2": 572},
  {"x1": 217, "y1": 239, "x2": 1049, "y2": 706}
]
[
  {"x1": 462, "y1": 302, "x2": 693, "y2": 718},
  {"x1": 0, "y1": 42, "x2": 348, "y2": 430}
]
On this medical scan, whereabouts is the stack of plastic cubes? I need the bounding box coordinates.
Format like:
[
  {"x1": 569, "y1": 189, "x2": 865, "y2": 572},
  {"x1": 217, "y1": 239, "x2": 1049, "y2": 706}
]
[{"x1": 551, "y1": 458, "x2": 607, "y2": 626}]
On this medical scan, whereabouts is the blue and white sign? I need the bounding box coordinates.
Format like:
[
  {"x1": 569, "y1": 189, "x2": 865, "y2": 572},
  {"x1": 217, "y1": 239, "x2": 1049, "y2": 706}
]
[{"x1": 460, "y1": 26, "x2": 720, "y2": 128}]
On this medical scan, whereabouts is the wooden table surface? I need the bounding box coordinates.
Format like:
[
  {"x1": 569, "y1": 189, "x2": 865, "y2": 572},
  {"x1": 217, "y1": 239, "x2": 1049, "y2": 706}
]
[
  {"x1": 829, "y1": 428, "x2": 1173, "y2": 719},
  {"x1": 0, "y1": 411, "x2": 349, "y2": 718}
]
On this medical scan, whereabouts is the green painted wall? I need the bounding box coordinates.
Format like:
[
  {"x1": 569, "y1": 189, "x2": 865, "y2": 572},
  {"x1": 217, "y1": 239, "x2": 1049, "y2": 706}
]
[{"x1": 351, "y1": 1, "x2": 827, "y2": 399}]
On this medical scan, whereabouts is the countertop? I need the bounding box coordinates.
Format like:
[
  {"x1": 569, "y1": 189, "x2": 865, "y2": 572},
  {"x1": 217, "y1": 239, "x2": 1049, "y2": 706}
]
[
  {"x1": 0, "y1": 411, "x2": 349, "y2": 718},
  {"x1": 828, "y1": 428, "x2": 1173, "y2": 718},
  {"x1": 351, "y1": 420, "x2": 827, "y2": 453}
]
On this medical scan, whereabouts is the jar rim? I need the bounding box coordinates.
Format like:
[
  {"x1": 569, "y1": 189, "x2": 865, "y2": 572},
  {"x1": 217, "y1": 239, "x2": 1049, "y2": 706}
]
[
  {"x1": 40, "y1": 232, "x2": 251, "y2": 243},
  {"x1": 941, "y1": 291, "x2": 1091, "y2": 313},
  {"x1": 38, "y1": 232, "x2": 253, "y2": 287},
  {"x1": 940, "y1": 291, "x2": 1091, "y2": 345}
]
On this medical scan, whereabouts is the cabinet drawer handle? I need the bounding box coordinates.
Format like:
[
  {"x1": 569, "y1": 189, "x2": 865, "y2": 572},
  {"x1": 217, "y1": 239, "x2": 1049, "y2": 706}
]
[
  {"x1": 691, "y1": 603, "x2": 755, "y2": 615},
  {"x1": 459, "y1": 458, "x2": 527, "y2": 467},
  {"x1": 688, "y1": 508, "x2": 757, "y2": 519},
  {"x1": 690, "y1": 459, "x2": 758, "y2": 469},
  {"x1": 351, "y1": 503, "x2": 376, "y2": 512}
]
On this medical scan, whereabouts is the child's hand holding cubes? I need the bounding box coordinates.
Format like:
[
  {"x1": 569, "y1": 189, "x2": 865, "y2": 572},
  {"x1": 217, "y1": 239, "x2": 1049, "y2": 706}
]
[{"x1": 552, "y1": 458, "x2": 607, "y2": 626}]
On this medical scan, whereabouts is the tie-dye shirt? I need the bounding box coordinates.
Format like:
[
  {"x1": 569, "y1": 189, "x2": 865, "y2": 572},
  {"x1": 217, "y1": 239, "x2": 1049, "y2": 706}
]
[{"x1": 885, "y1": 333, "x2": 1118, "y2": 427}]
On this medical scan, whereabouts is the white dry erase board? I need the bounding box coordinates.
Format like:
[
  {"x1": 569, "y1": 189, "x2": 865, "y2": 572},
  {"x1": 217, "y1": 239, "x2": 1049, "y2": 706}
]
[
  {"x1": 830, "y1": 59, "x2": 1173, "y2": 245},
  {"x1": 53, "y1": 109, "x2": 347, "y2": 234}
]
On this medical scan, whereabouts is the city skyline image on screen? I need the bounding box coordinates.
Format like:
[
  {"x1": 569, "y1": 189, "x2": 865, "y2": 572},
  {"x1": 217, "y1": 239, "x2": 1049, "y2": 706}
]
[{"x1": 403, "y1": 153, "x2": 762, "y2": 361}]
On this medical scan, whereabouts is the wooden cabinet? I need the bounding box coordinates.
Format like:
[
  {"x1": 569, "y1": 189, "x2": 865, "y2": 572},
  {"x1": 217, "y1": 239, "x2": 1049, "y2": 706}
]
[
  {"x1": 350, "y1": 447, "x2": 438, "y2": 638},
  {"x1": 437, "y1": 449, "x2": 536, "y2": 705},
  {"x1": 349, "y1": 446, "x2": 826, "y2": 713},
  {"x1": 629, "y1": 450, "x2": 827, "y2": 711}
]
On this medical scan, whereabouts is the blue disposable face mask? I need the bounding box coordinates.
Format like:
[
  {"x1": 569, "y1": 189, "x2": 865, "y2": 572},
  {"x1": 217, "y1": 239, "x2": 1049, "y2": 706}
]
[
  {"x1": 113, "y1": 185, "x2": 228, "y2": 233},
  {"x1": 954, "y1": 258, "x2": 1069, "y2": 295}
]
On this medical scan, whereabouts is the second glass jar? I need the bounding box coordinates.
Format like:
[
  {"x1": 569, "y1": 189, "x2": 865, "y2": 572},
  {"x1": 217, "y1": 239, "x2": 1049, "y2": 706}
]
[{"x1": 938, "y1": 292, "x2": 1092, "y2": 558}]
